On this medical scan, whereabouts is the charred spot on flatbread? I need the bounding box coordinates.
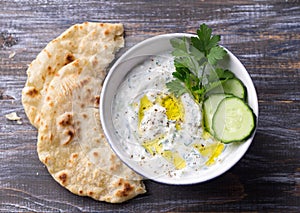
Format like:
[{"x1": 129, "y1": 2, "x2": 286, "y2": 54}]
[
  {"x1": 24, "y1": 87, "x2": 39, "y2": 97},
  {"x1": 65, "y1": 53, "x2": 75, "y2": 65}
]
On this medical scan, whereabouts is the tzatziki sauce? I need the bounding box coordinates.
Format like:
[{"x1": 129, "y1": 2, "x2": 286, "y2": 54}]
[{"x1": 112, "y1": 52, "x2": 233, "y2": 180}]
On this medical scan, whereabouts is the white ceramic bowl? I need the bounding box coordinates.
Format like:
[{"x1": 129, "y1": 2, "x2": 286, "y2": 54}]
[{"x1": 100, "y1": 33, "x2": 258, "y2": 185}]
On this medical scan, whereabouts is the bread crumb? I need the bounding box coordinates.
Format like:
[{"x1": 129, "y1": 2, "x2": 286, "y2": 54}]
[
  {"x1": 9, "y1": 51, "x2": 16, "y2": 58},
  {"x1": 5, "y1": 112, "x2": 21, "y2": 122}
]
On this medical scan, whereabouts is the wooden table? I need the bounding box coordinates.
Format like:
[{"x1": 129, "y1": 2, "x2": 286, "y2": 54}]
[{"x1": 1, "y1": 0, "x2": 299, "y2": 212}]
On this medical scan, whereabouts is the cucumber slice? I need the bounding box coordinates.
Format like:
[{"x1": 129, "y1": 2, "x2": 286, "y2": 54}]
[
  {"x1": 223, "y1": 78, "x2": 247, "y2": 100},
  {"x1": 207, "y1": 78, "x2": 247, "y2": 100},
  {"x1": 203, "y1": 93, "x2": 232, "y2": 135},
  {"x1": 212, "y1": 97, "x2": 256, "y2": 143}
]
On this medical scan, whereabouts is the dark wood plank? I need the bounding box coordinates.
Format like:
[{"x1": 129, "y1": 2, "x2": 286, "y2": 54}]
[{"x1": 1, "y1": 0, "x2": 299, "y2": 212}]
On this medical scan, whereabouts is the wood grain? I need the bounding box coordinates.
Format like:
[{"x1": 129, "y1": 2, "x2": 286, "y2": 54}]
[{"x1": 1, "y1": 0, "x2": 299, "y2": 212}]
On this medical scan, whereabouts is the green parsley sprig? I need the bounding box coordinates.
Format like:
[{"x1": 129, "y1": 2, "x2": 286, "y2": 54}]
[{"x1": 166, "y1": 23, "x2": 234, "y2": 103}]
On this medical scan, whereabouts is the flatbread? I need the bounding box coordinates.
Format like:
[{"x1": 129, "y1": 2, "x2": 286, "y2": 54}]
[{"x1": 22, "y1": 22, "x2": 146, "y2": 203}]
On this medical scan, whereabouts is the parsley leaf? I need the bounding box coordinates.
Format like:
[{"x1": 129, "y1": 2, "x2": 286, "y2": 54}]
[
  {"x1": 208, "y1": 68, "x2": 234, "y2": 82},
  {"x1": 171, "y1": 37, "x2": 205, "y2": 76},
  {"x1": 191, "y1": 23, "x2": 221, "y2": 57},
  {"x1": 207, "y1": 46, "x2": 227, "y2": 65},
  {"x1": 166, "y1": 79, "x2": 189, "y2": 97}
]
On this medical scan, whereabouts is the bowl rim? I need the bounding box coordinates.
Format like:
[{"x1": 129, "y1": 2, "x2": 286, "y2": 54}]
[{"x1": 100, "y1": 33, "x2": 259, "y2": 185}]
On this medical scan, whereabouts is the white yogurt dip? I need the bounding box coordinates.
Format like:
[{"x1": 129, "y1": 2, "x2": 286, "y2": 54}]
[{"x1": 112, "y1": 52, "x2": 230, "y2": 179}]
